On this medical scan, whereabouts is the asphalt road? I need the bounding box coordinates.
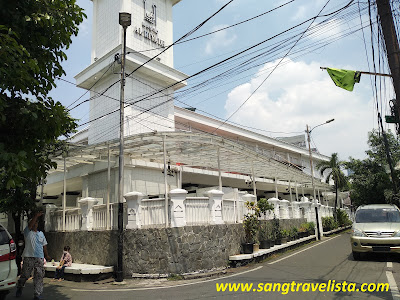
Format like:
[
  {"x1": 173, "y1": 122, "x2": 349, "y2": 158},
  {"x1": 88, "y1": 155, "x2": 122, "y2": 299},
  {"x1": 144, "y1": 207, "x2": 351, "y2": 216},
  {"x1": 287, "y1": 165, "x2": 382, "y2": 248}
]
[{"x1": 11, "y1": 231, "x2": 398, "y2": 300}]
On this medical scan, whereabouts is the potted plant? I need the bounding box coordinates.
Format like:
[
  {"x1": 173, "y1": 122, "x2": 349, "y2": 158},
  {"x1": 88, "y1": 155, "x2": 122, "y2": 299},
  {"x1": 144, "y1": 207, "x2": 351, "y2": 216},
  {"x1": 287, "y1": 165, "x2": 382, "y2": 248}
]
[
  {"x1": 242, "y1": 201, "x2": 260, "y2": 254},
  {"x1": 272, "y1": 217, "x2": 282, "y2": 245},
  {"x1": 257, "y1": 198, "x2": 274, "y2": 219},
  {"x1": 307, "y1": 222, "x2": 316, "y2": 236},
  {"x1": 259, "y1": 221, "x2": 271, "y2": 249},
  {"x1": 289, "y1": 226, "x2": 298, "y2": 241},
  {"x1": 281, "y1": 229, "x2": 289, "y2": 244},
  {"x1": 298, "y1": 223, "x2": 308, "y2": 238}
]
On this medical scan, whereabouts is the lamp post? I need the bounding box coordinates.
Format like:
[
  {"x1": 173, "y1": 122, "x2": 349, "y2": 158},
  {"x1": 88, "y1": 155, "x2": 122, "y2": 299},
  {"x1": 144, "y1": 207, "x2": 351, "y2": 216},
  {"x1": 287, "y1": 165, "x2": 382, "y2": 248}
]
[
  {"x1": 306, "y1": 118, "x2": 334, "y2": 204},
  {"x1": 117, "y1": 11, "x2": 131, "y2": 283}
]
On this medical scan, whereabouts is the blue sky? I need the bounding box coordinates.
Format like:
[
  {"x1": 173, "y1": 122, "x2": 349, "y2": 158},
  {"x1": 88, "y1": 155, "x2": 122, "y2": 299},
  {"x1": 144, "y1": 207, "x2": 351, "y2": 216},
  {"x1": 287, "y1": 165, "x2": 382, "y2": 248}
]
[{"x1": 49, "y1": 0, "x2": 397, "y2": 160}]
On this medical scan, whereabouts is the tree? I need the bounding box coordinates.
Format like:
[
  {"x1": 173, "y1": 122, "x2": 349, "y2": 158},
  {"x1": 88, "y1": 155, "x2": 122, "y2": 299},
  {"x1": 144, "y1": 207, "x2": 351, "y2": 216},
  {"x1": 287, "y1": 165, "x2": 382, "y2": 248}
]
[
  {"x1": 346, "y1": 130, "x2": 400, "y2": 207},
  {"x1": 0, "y1": 0, "x2": 85, "y2": 268},
  {"x1": 0, "y1": 0, "x2": 85, "y2": 188},
  {"x1": 316, "y1": 153, "x2": 347, "y2": 217}
]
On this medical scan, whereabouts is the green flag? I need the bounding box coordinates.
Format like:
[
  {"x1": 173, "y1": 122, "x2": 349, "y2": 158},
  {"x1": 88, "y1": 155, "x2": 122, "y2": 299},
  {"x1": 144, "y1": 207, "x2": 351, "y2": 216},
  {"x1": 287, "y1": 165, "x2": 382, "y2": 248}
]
[{"x1": 326, "y1": 68, "x2": 361, "y2": 91}]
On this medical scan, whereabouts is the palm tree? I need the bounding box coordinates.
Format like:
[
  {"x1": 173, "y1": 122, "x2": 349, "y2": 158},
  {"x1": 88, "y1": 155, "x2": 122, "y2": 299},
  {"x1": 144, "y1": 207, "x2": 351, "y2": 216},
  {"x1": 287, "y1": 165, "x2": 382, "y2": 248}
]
[{"x1": 316, "y1": 153, "x2": 347, "y2": 218}]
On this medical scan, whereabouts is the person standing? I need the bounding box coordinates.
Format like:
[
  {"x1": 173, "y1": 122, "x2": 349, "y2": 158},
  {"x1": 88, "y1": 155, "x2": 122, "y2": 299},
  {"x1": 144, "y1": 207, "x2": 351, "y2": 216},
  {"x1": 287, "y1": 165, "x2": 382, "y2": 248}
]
[{"x1": 16, "y1": 211, "x2": 51, "y2": 300}]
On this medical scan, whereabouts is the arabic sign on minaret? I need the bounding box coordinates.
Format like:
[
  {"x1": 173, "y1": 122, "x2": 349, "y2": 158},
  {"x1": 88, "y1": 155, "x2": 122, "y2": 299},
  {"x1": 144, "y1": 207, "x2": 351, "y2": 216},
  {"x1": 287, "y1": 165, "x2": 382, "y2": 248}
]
[{"x1": 134, "y1": 0, "x2": 165, "y2": 48}]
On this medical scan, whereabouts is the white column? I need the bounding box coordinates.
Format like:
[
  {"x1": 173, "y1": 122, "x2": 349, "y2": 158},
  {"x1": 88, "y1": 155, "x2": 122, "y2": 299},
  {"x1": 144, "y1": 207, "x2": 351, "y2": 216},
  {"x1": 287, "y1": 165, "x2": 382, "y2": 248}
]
[
  {"x1": 169, "y1": 189, "x2": 187, "y2": 227},
  {"x1": 292, "y1": 202, "x2": 301, "y2": 219},
  {"x1": 79, "y1": 197, "x2": 99, "y2": 231},
  {"x1": 267, "y1": 198, "x2": 280, "y2": 219},
  {"x1": 274, "y1": 177, "x2": 278, "y2": 198},
  {"x1": 295, "y1": 181, "x2": 299, "y2": 201},
  {"x1": 124, "y1": 192, "x2": 144, "y2": 229},
  {"x1": 207, "y1": 189, "x2": 224, "y2": 225},
  {"x1": 299, "y1": 202, "x2": 312, "y2": 222},
  {"x1": 279, "y1": 200, "x2": 290, "y2": 219},
  {"x1": 289, "y1": 180, "x2": 292, "y2": 202}
]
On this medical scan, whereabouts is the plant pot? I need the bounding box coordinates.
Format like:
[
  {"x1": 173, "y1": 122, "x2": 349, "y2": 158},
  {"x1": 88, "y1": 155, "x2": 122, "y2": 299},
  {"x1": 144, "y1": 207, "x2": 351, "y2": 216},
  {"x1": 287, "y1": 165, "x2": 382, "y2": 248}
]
[
  {"x1": 242, "y1": 243, "x2": 254, "y2": 254},
  {"x1": 275, "y1": 238, "x2": 282, "y2": 245},
  {"x1": 260, "y1": 240, "x2": 270, "y2": 249},
  {"x1": 253, "y1": 243, "x2": 260, "y2": 252},
  {"x1": 269, "y1": 239, "x2": 275, "y2": 247},
  {"x1": 281, "y1": 237, "x2": 289, "y2": 244}
]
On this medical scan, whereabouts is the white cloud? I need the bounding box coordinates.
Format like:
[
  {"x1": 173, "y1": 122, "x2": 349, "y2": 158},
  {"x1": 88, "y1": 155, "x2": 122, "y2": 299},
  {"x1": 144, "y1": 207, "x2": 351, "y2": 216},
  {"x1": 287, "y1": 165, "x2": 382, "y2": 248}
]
[
  {"x1": 205, "y1": 24, "x2": 237, "y2": 55},
  {"x1": 224, "y1": 59, "x2": 375, "y2": 160}
]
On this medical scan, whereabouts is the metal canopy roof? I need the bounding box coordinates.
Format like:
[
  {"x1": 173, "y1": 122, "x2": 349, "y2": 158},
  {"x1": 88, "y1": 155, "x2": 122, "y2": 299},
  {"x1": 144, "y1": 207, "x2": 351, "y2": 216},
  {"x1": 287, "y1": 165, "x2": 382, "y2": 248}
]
[{"x1": 51, "y1": 131, "x2": 330, "y2": 190}]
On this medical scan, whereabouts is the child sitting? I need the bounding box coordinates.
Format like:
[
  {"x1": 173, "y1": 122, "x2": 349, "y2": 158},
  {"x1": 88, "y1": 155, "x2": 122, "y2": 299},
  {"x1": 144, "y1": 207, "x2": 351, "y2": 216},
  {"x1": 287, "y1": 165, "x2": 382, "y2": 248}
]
[{"x1": 53, "y1": 246, "x2": 72, "y2": 281}]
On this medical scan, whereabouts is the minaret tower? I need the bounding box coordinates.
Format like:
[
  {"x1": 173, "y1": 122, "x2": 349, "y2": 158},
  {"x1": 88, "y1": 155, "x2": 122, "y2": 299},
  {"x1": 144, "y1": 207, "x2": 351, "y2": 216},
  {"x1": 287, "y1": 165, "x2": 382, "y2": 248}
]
[{"x1": 75, "y1": 0, "x2": 186, "y2": 144}]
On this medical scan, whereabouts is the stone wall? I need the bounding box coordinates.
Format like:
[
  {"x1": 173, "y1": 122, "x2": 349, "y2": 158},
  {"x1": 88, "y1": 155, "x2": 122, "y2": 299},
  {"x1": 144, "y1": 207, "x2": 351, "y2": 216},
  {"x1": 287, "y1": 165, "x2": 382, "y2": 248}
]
[
  {"x1": 45, "y1": 219, "x2": 307, "y2": 277},
  {"x1": 46, "y1": 224, "x2": 244, "y2": 276}
]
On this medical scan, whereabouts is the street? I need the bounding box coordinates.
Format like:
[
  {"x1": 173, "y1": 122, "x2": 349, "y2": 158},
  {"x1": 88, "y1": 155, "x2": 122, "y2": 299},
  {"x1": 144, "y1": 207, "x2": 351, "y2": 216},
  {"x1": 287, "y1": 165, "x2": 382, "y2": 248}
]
[{"x1": 12, "y1": 231, "x2": 399, "y2": 299}]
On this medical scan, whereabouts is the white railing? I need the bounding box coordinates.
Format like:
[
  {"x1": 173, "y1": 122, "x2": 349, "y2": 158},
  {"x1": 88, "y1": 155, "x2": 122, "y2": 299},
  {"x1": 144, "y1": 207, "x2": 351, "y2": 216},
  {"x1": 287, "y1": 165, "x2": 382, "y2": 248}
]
[
  {"x1": 45, "y1": 192, "x2": 339, "y2": 231},
  {"x1": 50, "y1": 208, "x2": 81, "y2": 232},
  {"x1": 93, "y1": 204, "x2": 108, "y2": 230},
  {"x1": 222, "y1": 199, "x2": 236, "y2": 223},
  {"x1": 185, "y1": 197, "x2": 209, "y2": 225},
  {"x1": 141, "y1": 198, "x2": 166, "y2": 228}
]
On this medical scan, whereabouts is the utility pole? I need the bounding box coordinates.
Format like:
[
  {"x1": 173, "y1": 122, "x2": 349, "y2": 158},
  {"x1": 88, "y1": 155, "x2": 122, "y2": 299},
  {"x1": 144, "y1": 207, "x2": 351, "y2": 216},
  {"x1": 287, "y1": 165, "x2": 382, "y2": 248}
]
[
  {"x1": 306, "y1": 125, "x2": 317, "y2": 203},
  {"x1": 376, "y1": 0, "x2": 400, "y2": 133},
  {"x1": 117, "y1": 11, "x2": 131, "y2": 283},
  {"x1": 376, "y1": 0, "x2": 400, "y2": 199}
]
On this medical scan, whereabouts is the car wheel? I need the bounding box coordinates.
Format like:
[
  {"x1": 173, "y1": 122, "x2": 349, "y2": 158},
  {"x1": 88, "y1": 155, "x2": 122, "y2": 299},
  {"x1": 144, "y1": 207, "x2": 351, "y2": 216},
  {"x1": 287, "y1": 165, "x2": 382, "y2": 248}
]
[{"x1": 353, "y1": 251, "x2": 361, "y2": 260}]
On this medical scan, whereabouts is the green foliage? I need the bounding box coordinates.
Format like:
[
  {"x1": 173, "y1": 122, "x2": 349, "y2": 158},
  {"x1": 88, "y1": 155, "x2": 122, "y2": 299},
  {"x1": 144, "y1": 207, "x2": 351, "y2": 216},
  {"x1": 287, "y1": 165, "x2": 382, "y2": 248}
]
[
  {"x1": 346, "y1": 130, "x2": 400, "y2": 206},
  {"x1": 322, "y1": 217, "x2": 338, "y2": 231},
  {"x1": 272, "y1": 217, "x2": 280, "y2": 240},
  {"x1": 336, "y1": 209, "x2": 352, "y2": 227},
  {"x1": 257, "y1": 198, "x2": 274, "y2": 215},
  {"x1": 243, "y1": 201, "x2": 260, "y2": 243},
  {"x1": 289, "y1": 226, "x2": 298, "y2": 239},
  {"x1": 280, "y1": 229, "x2": 289, "y2": 238},
  {"x1": 298, "y1": 223, "x2": 308, "y2": 233},
  {"x1": 0, "y1": 1, "x2": 86, "y2": 97},
  {"x1": 306, "y1": 222, "x2": 315, "y2": 234},
  {"x1": 316, "y1": 153, "x2": 347, "y2": 216},
  {"x1": 259, "y1": 221, "x2": 274, "y2": 241},
  {"x1": 0, "y1": 0, "x2": 84, "y2": 226}
]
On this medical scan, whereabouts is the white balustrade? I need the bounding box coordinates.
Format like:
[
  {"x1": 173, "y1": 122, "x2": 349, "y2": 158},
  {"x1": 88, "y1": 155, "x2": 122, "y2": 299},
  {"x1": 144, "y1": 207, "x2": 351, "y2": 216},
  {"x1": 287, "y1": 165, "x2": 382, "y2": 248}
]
[
  {"x1": 141, "y1": 198, "x2": 166, "y2": 228},
  {"x1": 93, "y1": 204, "x2": 108, "y2": 230},
  {"x1": 45, "y1": 188, "x2": 340, "y2": 231},
  {"x1": 185, "y1": 197, "x2": 209, "y2": 225},
  {"x1": 222, "y1": 199, "x2": 236, "y2": 223},
  {"x1": 49, "y1": 208, "x2": 81, "y2": 232}
]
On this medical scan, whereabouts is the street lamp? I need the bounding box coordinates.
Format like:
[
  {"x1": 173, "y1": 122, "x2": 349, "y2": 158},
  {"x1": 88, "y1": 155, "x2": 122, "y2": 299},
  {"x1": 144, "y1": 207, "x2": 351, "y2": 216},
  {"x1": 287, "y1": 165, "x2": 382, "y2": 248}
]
[
  {"x1": 306, "y1": 118, "x2": 334, "y2": 204},
  {"x1": 117, "y1": 11, "x2": 131, "y2": 283}
]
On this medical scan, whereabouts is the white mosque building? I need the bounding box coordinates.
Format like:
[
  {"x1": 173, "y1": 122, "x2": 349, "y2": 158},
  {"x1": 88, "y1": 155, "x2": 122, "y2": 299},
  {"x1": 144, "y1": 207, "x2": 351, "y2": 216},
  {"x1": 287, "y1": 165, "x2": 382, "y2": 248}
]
[{"x1": 41, "y1": 0, "x2": 334, "y2": 214}]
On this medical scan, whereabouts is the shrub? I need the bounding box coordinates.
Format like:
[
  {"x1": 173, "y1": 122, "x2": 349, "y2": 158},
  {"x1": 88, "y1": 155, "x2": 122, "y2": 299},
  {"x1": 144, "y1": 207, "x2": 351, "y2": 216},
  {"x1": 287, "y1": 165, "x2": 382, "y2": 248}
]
[
  {"x1": 243, "y1": 201, "x2": 260, "y2": 244},
  {"x1": 322, "y1": 216, "x2": 338, "y2": 231},
  {"x1": 257, "y1": 198, "x2": 274, "y2": 216},
  {"x1": 336, "y1": 209, "x2": 353, "y2": 227},
  {"x1": 289, "y1": 226, "x2": 298, "y2": 239}
]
